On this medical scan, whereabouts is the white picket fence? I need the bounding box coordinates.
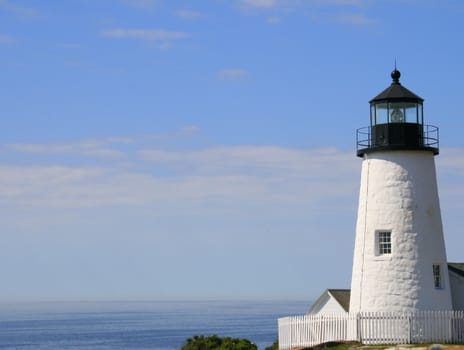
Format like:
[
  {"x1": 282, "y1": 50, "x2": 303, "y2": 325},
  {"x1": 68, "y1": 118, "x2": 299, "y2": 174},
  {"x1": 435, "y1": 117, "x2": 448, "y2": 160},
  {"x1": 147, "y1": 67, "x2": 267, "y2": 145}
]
[{"x1": 278, "y1": 311, "x2": 464, "y2": 350}]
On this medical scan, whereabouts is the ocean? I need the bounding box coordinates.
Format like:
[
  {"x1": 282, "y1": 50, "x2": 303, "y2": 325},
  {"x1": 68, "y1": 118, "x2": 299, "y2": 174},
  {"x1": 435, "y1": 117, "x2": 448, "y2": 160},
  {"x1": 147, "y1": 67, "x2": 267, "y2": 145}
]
[{"x1": 0, "y1": 300, "x2": 309, "y2": 350}]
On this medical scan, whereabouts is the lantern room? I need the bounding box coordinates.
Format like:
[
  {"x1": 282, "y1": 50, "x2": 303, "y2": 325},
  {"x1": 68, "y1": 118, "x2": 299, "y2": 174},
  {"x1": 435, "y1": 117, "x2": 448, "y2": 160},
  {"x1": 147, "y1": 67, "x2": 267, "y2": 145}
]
[{"x1": 356, "y1": 69, "x2": 439, "y2": 157}]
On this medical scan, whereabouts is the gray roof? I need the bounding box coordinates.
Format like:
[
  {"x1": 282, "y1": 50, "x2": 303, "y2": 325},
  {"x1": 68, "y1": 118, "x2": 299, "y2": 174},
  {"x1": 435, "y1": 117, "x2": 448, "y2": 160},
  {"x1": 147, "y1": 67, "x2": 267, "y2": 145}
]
[
  {"x1": 308, "y1": 288, "x2": 351, "y2": 314},
  {"x1": 448, "y1": 263, "x2": 464, "y2": 277},
  {"x1": 328, "y1": 289, "x2": 351, "y2": 312}
]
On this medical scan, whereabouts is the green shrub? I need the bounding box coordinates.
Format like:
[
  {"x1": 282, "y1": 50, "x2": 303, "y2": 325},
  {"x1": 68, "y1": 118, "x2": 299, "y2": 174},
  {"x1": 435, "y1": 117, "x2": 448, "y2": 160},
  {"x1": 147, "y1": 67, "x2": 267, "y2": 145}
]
[
  {"x1": 180, "y1": 335, "x2": 257, "y2": 350},
  {"x1": 265, "y1": 339, "x2": 278, "y2": 350}
]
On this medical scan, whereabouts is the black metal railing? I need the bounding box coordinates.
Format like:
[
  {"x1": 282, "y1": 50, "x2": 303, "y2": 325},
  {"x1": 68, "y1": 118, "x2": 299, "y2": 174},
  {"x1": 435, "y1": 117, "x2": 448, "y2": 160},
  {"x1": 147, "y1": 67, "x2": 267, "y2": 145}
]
[{"x1": 356, "y1": 124, "x2": 439, "y2": 155}]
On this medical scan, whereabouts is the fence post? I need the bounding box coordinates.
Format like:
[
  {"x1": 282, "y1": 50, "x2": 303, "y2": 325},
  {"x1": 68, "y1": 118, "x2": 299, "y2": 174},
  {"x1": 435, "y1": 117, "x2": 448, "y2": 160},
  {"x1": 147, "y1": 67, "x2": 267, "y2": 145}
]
[
  {"x1": 358, "y1": 312, "x2": 362, "y2": 343},
  {"x1": 408, "y1": 314, "x2": 412, "y2": 344}
]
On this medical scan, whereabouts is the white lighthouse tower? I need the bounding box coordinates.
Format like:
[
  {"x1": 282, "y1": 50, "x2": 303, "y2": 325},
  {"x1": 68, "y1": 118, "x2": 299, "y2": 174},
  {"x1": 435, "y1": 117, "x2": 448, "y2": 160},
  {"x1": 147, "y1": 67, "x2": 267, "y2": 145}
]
[{"x1": 349, "y1": 70, "x2": 453, "y2": 313}]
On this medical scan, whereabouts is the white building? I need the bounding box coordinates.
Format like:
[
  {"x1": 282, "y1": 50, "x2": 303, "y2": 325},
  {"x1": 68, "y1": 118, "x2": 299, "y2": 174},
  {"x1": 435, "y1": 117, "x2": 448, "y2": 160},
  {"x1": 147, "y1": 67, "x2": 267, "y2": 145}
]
[
  {"x1": 308, "y1": 289, "x2": 350, "y2": 315},
  {"x1": 279, "y1": 71, "x2": 464, "y2": 349},
  {"x1": 309, "y1": 263, "x2": 464, "y2": 316},
  {"x1": 350, "y1": 69, "x2": 453, "y2": 312},
  {"x1": 310, "y1": 70, "x2": 463, "y2": 315}
]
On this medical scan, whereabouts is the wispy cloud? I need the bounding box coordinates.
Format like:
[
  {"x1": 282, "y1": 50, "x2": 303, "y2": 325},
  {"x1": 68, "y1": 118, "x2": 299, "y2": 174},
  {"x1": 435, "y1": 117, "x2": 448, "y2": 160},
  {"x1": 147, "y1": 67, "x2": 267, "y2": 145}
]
[
  {"x1": 176, "y1": 9, "x2": 206, "y2": 20},
  {"x1": 218, "y1": 68, "x2": 250, "y2": 80},
  {"x1": 0, "y1": 144, "x2": 359, "y2": 208},
  {"x1": 7, "y1": 144, "x2": 126, "y2": 159},
  {"x1": 333, "y1": 12, "x2": 376, "y2": 25},
  {"x1": 5, "y1": 137, "x2": 134, "y2": 158},
  {"x1": 237, "y1": 0, "x2": 373, "y2": 20},
  {"x1": 3, "y1": 132, "x2": 197, "y2": 158},
  {"x1": 178, "y1": 125, "x2": 201, "y2": 136},
  {"x1": 237, "y1": 0, "x2": 301, "y2": 14},
  {"x1": 240, "y1": 0, "x2": 368, "y2": 9},
  {"x1": 101, "y1": 29, "x2": 191, "y2": 41},
  {"x1": 138, "y1": 146, "x2": 357, "y2": 181},
  {"x1": 267, "y1": 16, "x2": 281, "y2": 24},
  {"x1": 4, "y1": 132, "x2": 464, "y2": 215},
  {"x1": 0, "y1": 165, "x2": 125, "y2": 207},
  {"x1": 0, "y1": 34, "x2": 15, "y2": 43},
  {"x1": 0, "y1": 0, "x2": 38, "y2": 17},
  {"x1": 240, "y1": 0, "x2": 278, "y2": 9}
]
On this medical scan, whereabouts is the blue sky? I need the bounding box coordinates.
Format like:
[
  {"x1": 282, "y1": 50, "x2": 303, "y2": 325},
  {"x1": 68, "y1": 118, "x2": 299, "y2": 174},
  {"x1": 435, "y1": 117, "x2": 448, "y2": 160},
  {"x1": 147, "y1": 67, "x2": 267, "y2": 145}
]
[{"x1": 1, "y1": 0, "x2": 464, "y2": 301}]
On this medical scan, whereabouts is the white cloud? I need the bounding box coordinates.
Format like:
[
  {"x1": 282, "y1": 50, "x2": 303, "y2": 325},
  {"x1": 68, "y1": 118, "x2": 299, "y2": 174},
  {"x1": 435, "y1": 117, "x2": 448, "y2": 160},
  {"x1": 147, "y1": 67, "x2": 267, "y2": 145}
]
[
  {"x1": 81, "y1": 149, "x2": 126, "y2": 159},
  {"x1": 5, "y1": 142, "x2": 126, "y2": 159},
  {"x1": 237, "y1": 0, "x2": 303, "y2": 13},
  {"x1": 1, "y1": 140, "x2": 359, "y2": 208},
  {"x1": 240, "y1": 0, "x2": 369, "y2": 9},
  {"x1": 7, "y1": 143, "x2": 74, "y2": 154},
  {"x1": 178, "y1": 125, "x2": 201, "y2": 135},
  {"x1": 138, "y1": 147, "x2": 359, "y2": 201},
  {"x1": 0, "y1": 164, "x2": 266, "y2": 208},
  {"x1": 219, "y1": 68, "x2": 250, "y2": 79},
  {"x1": 98, "y1": 24, "x2": 183, "y2": 52},
  {"x1": 101, "y1": 29, "x2": 191, "y2": 41},
  {"x1": 3, "y1": 132, "x2": 196, "y2": 158},
  {"x1": 159, "y1": 42, "x2": 175, "y2": 50},
  {"x1": 267, "y1": 16, "x2": 281, "y2": 24},
  {"x1": 0, "y1": 166, "x2": 163, "y2": 207},
  {"x1": 0, "y1": 166, "x2": 108, "y2": 206},
  {"x1": 237, "y1": 0, "x2": 373, "y2": 19},
  {"x1": 176, "y1": 9, "x2": 206, "y2": 20},
  {"x1": 333, "y1": 12, "x2": 376, "y2": 25},
  {"x1": 0, "y1": 0, "x2": 38, "y2": 17},
  {"x1": 5, "y1": 137, "x2": 132, "y2": 158},
  {"x1": 240, "y1": 0, "x2": 277, "y2": 8},
  {"x1": 4, "y1": 134, "x2": 464, "y2": 228}
]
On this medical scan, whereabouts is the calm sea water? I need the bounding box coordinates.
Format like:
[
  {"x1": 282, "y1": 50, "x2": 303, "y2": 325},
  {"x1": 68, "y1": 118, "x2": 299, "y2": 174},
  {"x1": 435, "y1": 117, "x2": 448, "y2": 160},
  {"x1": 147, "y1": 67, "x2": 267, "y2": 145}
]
[{"x1": 0, "y1": 300, "x2": 309, "y2": 350}]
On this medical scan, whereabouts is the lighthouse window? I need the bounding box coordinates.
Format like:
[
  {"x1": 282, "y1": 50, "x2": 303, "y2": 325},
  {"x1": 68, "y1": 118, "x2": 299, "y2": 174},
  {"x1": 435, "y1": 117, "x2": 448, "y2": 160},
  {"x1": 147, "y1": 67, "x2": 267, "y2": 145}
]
[
  {"x1": 433, "y1": 264, "x2": 442, "y2": 289},
  {"x1": 388, "y1": 102, "x2": 405, "y2": 123},
  {"x1": 418, "y1": 104, "x2": 424, "y2": 124},
  {"x1": 405, "y1": 103, "x2": 419, "y2": 123},
  {"x1": 375, "y1": 103, "x2": 388, "y2": 124},
  {"x1": 377, "y1": 231, "x2": 391, "y2": 255}
]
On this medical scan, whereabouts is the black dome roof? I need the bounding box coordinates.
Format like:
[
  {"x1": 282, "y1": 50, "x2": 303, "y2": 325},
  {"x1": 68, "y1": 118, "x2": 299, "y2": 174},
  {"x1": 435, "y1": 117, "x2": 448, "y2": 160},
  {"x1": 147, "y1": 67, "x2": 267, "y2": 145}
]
[{"x1": 370, "y1": 69, "x2": 424, "y2": 103}]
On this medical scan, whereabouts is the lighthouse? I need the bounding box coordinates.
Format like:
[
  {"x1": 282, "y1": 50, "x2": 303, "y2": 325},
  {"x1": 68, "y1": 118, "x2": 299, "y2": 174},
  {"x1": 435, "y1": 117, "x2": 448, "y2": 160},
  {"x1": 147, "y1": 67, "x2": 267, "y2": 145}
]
[
  {"x1": 349, "y1": 70, "x2": 453, "y2": 313},
  {"x1": 279, "y1": 70, "x2": 464, "y2": 350}
]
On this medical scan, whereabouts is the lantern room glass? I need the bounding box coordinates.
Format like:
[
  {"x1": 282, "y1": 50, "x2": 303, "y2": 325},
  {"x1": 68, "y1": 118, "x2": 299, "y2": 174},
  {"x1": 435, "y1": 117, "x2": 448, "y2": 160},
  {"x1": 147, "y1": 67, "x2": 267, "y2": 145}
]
[{"x1": 370, "y1": 101, "x2": 423, "y2": 126}]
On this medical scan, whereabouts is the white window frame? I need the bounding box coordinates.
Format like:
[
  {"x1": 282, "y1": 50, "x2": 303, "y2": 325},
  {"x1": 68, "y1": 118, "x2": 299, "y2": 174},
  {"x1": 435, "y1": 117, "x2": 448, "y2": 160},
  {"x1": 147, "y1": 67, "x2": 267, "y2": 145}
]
[{"x1": 375, "y1": 230, "x2": 392, "y2": 256}]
